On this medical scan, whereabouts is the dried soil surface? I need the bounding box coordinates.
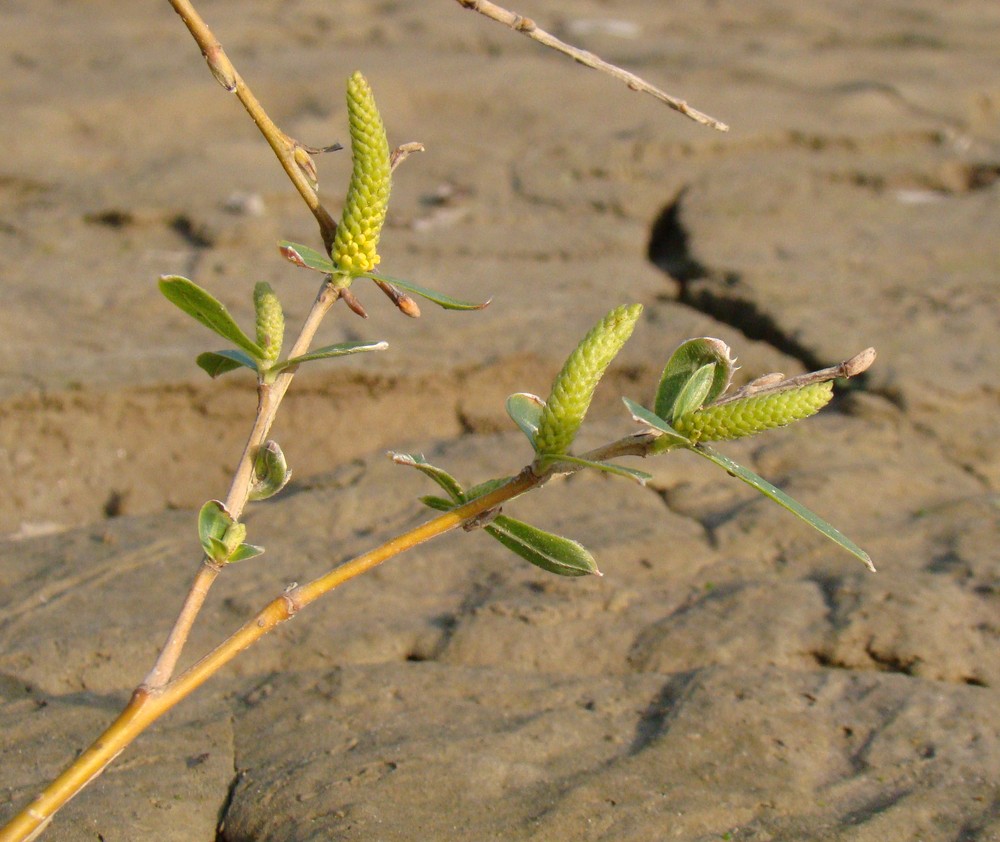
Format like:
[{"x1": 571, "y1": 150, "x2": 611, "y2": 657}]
[{"x1": 2, "y1": 2, "x2": 998, "y2": 840}]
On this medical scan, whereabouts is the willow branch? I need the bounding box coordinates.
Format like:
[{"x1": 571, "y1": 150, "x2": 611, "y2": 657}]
[
  {"x1": 167, "y1": 0, "x2": 340, "y2": 250},
  {"x1": 142, "y1": 279, "x2": 341, "y2": 688},
  {"x1": 0, "y1": 468, "x2": 541, "y2": 842}
]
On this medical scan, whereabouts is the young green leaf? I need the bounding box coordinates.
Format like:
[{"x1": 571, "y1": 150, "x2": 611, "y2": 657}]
[
  {"x1": 464, "y1": 476, "x2": 514, "y2": 502},
  {"x1": 226, "y1": 543, "x2": 266, "y2": 563},
  {"x1": 547, "y1": 454, "x2": 651, "y2": 485},
  {"x1": 196, "y1": 350, "x2": 259, "y2": 379},
  {"x1": 221, "y1": 520, "x2": 248, "y2": 556},
  {"x1": 420, "y1": 495, "x2": 457, "y2": 512},
  {"x1": 390, "y1": 452, "x2": 466, "y2": 503},
  {"x1": 671, "y1": 361, "x2": 717, "y2": 422},
  {"x1": 269, "y1": 340, "x2": 389, "y2": 375},
  {"x1": 485, "y1": 515, "x2": 600, "y2": 577},
  {"x1": 505, "y1": 393, "x2": 545, "y2": 445},
  {"x1": 654, "y1": 337, "x2": 735, "y2": 420},
  {"x1": 206, "y1": 536, "x2": 231, "y2": 562},
  {"x1": 690, "y1": 444, "x2": 875, "y2": 571},
  {"x1": 622, "y1": 397, "x2": 692, "y2": 451},
  {"x1": 160, "y1": 276, "x2": 265, "y2": 359},
  {"x1": 197, "y1": 500, "x2": 264, "y2": 564},
  {"x1": 278, "y1": 241, "x2": 337, "y2": 273},
  {"x1": 365, "y1": 272, "x2": 490, "y2": 311},
  {"x1": 198, "y1": 500, "x2": 234, "y2": 562},
  {"x1": 249, "y1": 441, "x2": 292, "y2": 501}
]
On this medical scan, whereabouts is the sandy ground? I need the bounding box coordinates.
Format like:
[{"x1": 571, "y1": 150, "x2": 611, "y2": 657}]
[{"x1": 1, "y1": 1, "x2": 999, "y2": 839}]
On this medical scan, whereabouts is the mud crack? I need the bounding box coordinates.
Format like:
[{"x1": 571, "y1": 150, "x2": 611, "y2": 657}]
[{"x1": 648, "y1": 189, "x2": 832, "y2": 374}]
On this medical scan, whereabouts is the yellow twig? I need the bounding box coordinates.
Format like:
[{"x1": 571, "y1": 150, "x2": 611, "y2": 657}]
[
  {"x1": 167, "y1": 0, "x2": 340, "y2": 250},
  {"x1": 0, "y1": 470, "x2": 539, "y2": 842}
]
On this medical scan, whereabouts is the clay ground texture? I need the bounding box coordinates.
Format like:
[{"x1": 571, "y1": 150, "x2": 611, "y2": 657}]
[{"x1": 1, "y1": 1, "x2": 998, "y2": 840}]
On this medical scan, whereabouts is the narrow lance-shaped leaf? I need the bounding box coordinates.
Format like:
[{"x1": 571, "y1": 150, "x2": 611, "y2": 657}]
[
  {"x1": 160, "y1": 276, "x2": 265, "y2": 359},
  {"x1": 365, "y1": 272, "x2": 490, "y2": 311},
  {"x1": 546, "y1": 454, "x2": 651, "y2": 485},
  {"x1": 622, "y1": 396, "x2": 692, "y2": 451},
  {"x1": 689, "y1": 444, "x2": 875, "y2": 571},
  {"x1": 420, "y1": 495, "x2": 457, "y2": 512},
  {"x1": 390, "y1": 452, "x2": 466, "y2": 503},
  {"x1": 464, "y1": 477, "x2": 514, "y2": 502},
  {"x1": 485, "y1": 515, "x2": 600, "y2": 577},
  {"x1": 279, "y1": 241, "x2": 336, "y2": 273},
  {"x1": 269, "y1": 340, "x2": 389, "y2": 374}
]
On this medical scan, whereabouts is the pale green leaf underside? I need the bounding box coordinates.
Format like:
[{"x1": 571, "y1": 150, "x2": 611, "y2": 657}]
[
  {"x1": 485, "y1": 515, "x2": 599, "y2": 577},
  {"x1": 505, "y1": 393, "x2": 545, "y2": 446},
  {"x1": 196, "y1": 350, "x2": 258, "y2": 378},
  {"x1": 273, "y1": 340, "x2": 388, "y2": 372}
]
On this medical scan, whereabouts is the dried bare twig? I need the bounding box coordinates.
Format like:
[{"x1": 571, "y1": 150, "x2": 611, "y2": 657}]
[{"x1": 454, "y1": 0, "x2": 729, "y2": 131}]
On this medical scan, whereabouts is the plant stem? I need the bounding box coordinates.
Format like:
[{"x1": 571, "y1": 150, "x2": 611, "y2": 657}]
[
  {"x1": 0, "y1": 469, "x2": 539, "y2": 842},
  {"x1": 145, "y1": 0, "x2": 350, "y2": 691},
  {"x1": 453, "y1": 0, "x2": 729, "y2": 131},
  {"x1": 143, "y1": 280, "x2": 340, "y2": 689},
  {"x1": 167, "y1": 0, "x2": 339, "y2": 251}
]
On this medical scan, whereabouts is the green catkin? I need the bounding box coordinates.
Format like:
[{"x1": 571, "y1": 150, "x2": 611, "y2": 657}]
[
  {"x1": 253, "y1": 282, "x2": 284, "y2": 363},
  {"x1": 673, "y1": 381, "x2": 833, "y2": 442},
  {"x1": 535, "y1": 304, "x2": 643, "y2": 458},
  {"x1": 331, "y1": 72, "x2": 391, "y2": 276}
]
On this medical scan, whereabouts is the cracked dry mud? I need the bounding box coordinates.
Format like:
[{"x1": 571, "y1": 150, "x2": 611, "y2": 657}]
[{"x1": 2, "y1": 2, "x2": 998, "y2": 840}]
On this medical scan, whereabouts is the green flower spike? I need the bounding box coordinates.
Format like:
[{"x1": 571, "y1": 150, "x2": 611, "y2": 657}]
[
  {"x1": 331, "y1": 71, "x2": 391, "y2": 280},
  {"x1": 673, "y1": 380, "x2": 833, "y2": 442},
  {"x1": 626, "y1": 347, "x2": 877, "y2": 570},
  {"x1": 253, "y1": 282, "x2": 284, "y2": 363},
  {"x1": 534, "y1": 304, "x2": 642, "y2": 464}
]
